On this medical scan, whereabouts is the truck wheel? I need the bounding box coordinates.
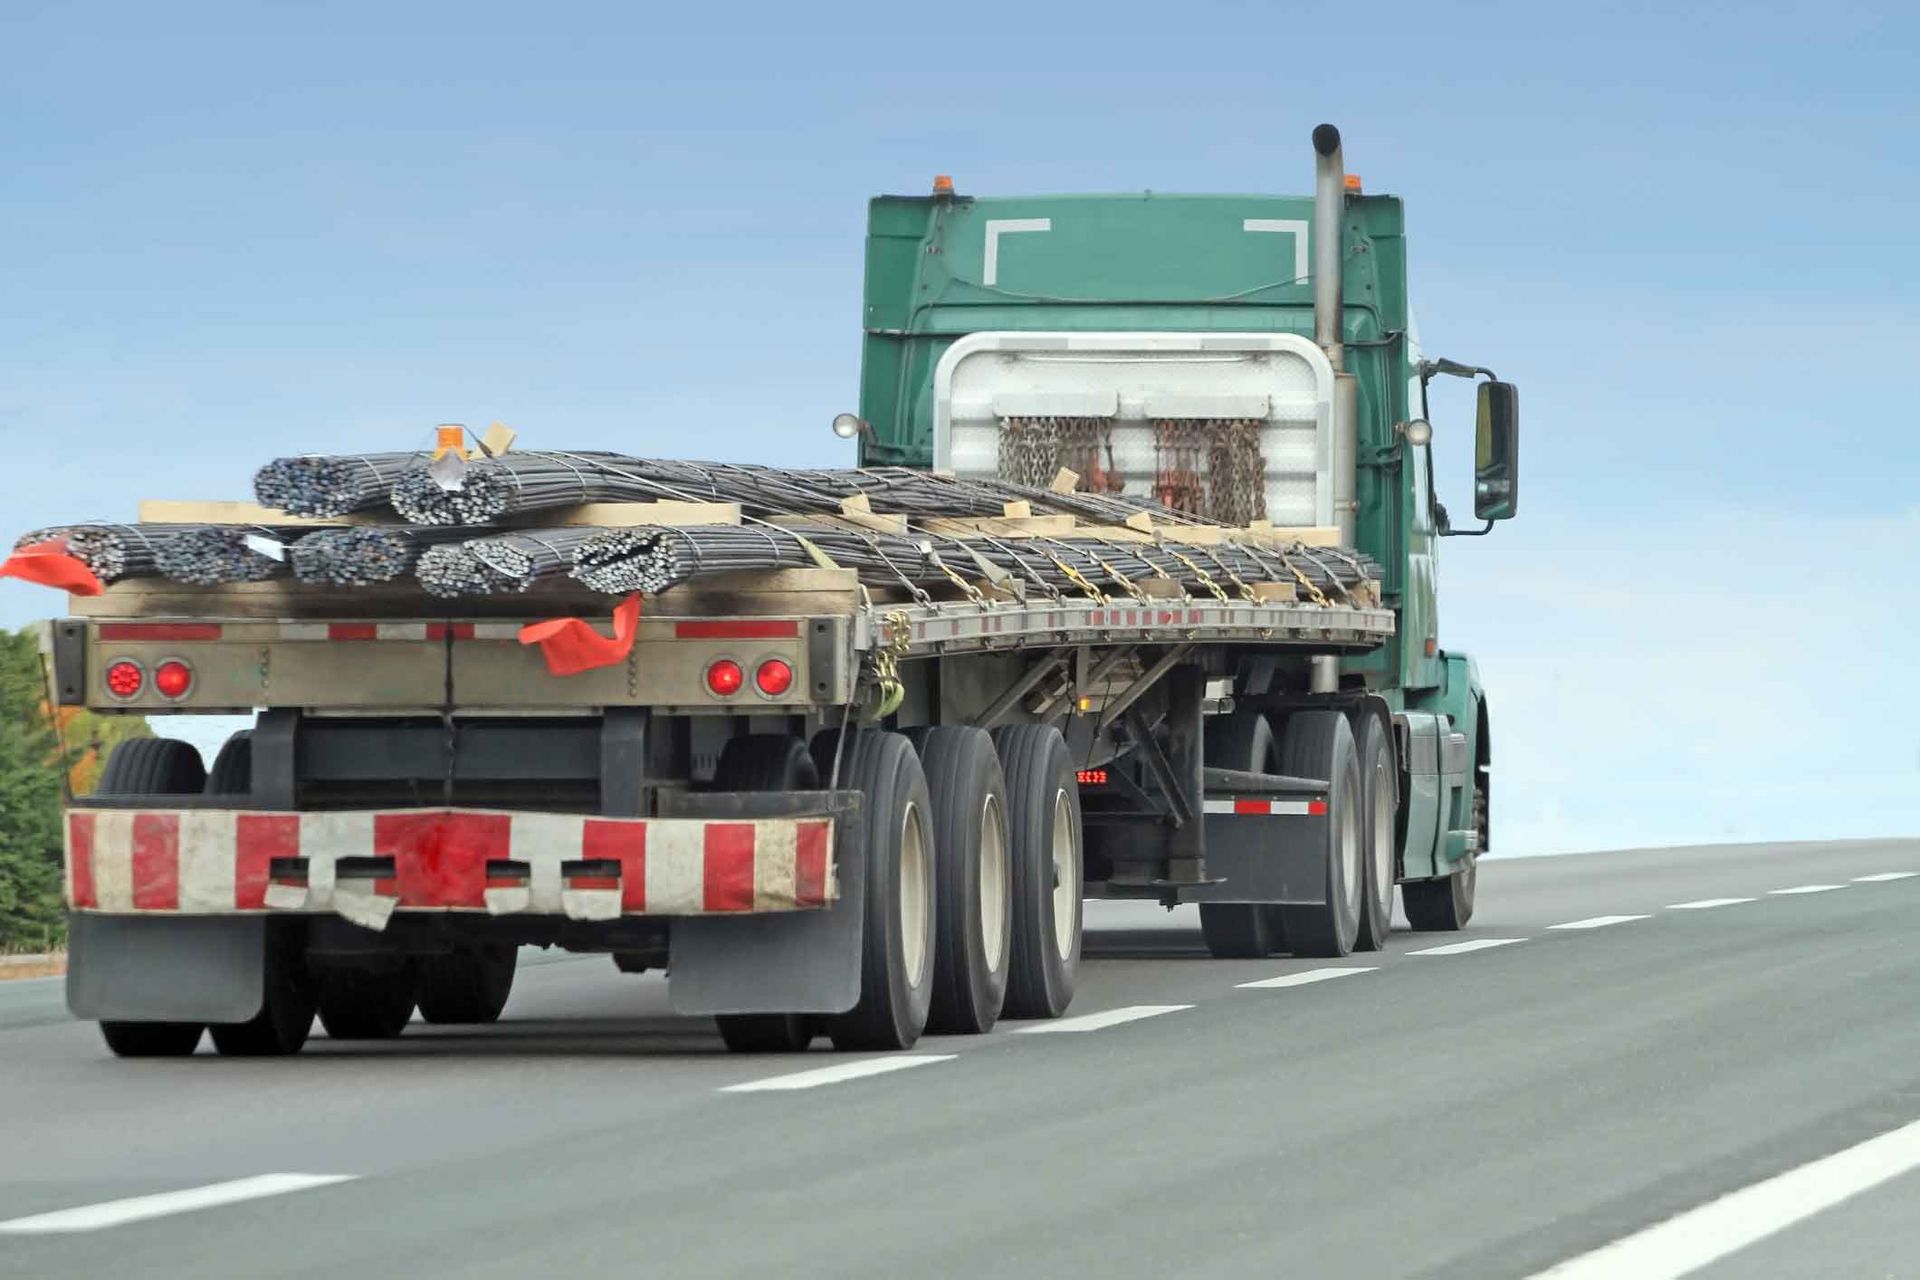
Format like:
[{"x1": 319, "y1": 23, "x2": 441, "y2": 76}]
[
  {"x1": 1276, "y1": 711, "x2": 1363, "y2": 957},
  {"x1": 992, "y1": 724, "x2": 1082, "y2": 1019},
  {"x1": 96, "y1": 737, "x2": 206, "y2": 797},
  {"x1": 210, "y1": 923, "x2": 315, "y2": 1056},
  {"x1": 1198, "y1": 710, "x2": 1287, "y2": 959},
  {"x1": 204, "y1": 730, "x2": 253, "y2": 796},
  {"x1": 94, "y1": 738, "x2": 211, "y2": 1056},
  {"x1": 914, "y1": 727, "x2": 1011, "y2": 1035},
  {"x1": 314, "y1": 963, "x2": 417, "y2": 1040},
  {"x1": 711, "y1": 735, "x2": 822, "y2": 1054},
  {"x1": 1353, "y1": 714, "x2": 1398, "y2": 951},
  {"x1": 817, "y1": 730, "x2": 935, "y2": 1051},
  {"x1": 416, "y1": 945, "x2": 517, "y2": 1025},
  {"x1": 100, "y1": 1021, "x2": 203, "y2": 1057}
]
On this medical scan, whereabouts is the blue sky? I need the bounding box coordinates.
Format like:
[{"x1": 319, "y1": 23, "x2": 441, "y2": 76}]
[{"x1": 3, "y1": 0, "x2": 1915, "y2": 851}]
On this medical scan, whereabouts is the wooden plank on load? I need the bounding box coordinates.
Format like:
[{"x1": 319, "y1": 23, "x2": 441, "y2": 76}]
[{"x1": 137, "y1": 501, "x2": 378, "y2": 528}]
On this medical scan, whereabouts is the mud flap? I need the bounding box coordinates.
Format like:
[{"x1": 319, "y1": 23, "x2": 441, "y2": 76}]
[
  {"x1": 667, "y1": 794, "x2": 866, "y2": 1017},
  {"x1": 1183, "y1": 811, "x2": 1332, "y2": 905},
  {"x1": 66, "y1": 913, "x2": 264, "y2": 1022}
]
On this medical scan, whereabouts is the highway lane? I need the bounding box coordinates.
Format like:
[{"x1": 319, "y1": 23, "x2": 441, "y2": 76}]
[{"x1": 1, "y1": 836, "x2": 1917, "y2": 1279}]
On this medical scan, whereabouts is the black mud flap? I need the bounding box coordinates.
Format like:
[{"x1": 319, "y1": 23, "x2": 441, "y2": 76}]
[
  {"x1": 66, "y1": 913, "x2": 264, "y2": 1022},
  {"x1": 665, "y1": 790, "x2": 867, "y2": 1017},
  {"x1": 1182, "y1": 809, "x2": 1333, "y2": 905}
]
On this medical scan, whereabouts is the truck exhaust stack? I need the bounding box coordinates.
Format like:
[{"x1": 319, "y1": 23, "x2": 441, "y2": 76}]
[{"x1": 1313, "y1": 123, "x2": 1359, "y2": 547}]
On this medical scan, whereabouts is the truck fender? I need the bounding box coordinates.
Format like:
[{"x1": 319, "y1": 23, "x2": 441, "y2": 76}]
[{"x1": 67, "y1": 913, "x2": 264, "y2": 1023}]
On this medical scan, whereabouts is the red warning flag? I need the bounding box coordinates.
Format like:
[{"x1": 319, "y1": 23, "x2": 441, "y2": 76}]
[
  {"x1": 0, "y1": 541, "x2": 104, "y2": 596},
  {"x1": 517, "y1": 594, "x2": 642, "y2": 677}
]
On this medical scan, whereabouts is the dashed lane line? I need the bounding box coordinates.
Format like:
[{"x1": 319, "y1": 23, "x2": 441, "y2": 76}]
[
  {"x1": 1528, "y1": 1114, "x2": 1920, "y2": 1279},
  {"x1": 1667, "y1": 897, "x2": 1756, "y2": 910},
  {"x1": 1769, "y1": 884, "x2": 1847, "y2": 895},
  {"x1": 721, "y1": 1055, "x2": 956, "y2": 1093},
  {"x1": 1237, "y1": 967, "x2": 1378, "y2": 990},
  {"x1": 1853, "y1": 872, "x2": 1918, "y2": 882},
  {"x1": 1014, "y1": 1004, "x2": 1192, "y2": 1034},
  {"x1": 1548, "y1": 915, "x2": 1651, "y2": 931},
  {"x1": 0, "y1": 1174, "x2": 356, "y2": 1235},
  {"x1": 1405, "y1": 938, "x2": 1528, "y2": 956}
]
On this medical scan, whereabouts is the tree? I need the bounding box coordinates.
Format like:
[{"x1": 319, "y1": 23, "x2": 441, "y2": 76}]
[{"x1": 0, "y1": 629, "x2": 67, "y2": 946}]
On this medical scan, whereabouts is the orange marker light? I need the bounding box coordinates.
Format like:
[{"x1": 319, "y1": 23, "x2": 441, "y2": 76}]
[
  {"x1": 932, "y1": 174, "x2": 955, "y2": 195},
  {"x1": 1343, "y1": 174, "x2": 1363, "y2": 192},
  {"x1": 432, "y1": 424, "x2": 468, "y2": 461}
]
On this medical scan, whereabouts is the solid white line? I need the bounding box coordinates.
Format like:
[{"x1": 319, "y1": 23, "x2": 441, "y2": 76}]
[
  {"x1": 720, "y1": 1054, "x2": 955, "y2": 1093},
  {"x1": 1770, "y1": 884, "x2": 1846, "y2": 895},
  {"x1": 1528, "y1": 1114, "x2": 1920, "y2": 1279},
  {"x1": 0, "y1": 1174, "x2": 355, "y2": 1234},
  {"x1": 1406, "y1": 938, "x2": 1527, "y2": 956},
  {"x1": 1667, "y1": 897, "x2": 1756, "y2": 910},
  {"x1": 1015, "y1": 1004, "x2": 1192, "y2": 1034},
  {"x1": 1548, "y1": 915, "x2": 1651, "y2": 931},
  {"x1": 1853, "y1": 872, "x2": 1918, "y2": 883},
  {"x1": 1237, "y1": 966, "x2": 1377, "y2": 990}
]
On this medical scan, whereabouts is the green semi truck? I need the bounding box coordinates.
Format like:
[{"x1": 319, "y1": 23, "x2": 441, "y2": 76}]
[{"x1": 37, "y1": 124, "x2": 1517, "y2": 1056}]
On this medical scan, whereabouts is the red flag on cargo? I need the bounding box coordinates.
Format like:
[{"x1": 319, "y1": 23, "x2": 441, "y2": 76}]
[
  {"x1": 518, "y1": 594, "x2": 641, "y2": 677},
  {"x1": 0, "y1": 540, "x2": 103, "y2": 596}
]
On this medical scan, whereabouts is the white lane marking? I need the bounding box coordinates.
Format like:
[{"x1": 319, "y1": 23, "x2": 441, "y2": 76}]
[
  {"x1": 1237, "y1": 966, "x2": 1377, "y2": 990},
  {"x1": 1015, "y1": 1004, "x2": 1192, "y2": 1034},
  {"x1": 1406, "y1": 938, "x2": 1527, "y2": 956},
  {"x1": 720, "y1": 1054, "x2": 955, "y2": 1093},
  {"x1": 1527, "y1": 1114, "x2": 1920, "y2": 1279},
  {"x1": 0, "y1": 1174, "x2": 355, "y2": 1234},
  {"x1": 1549, "y1": 915, "x2": 1651, "y2": 931},
  {"x1": 1853, "y1": 872, "x2": 1918, "y2": 882},
  {"x1": 1770, "y1": 884, "x2": 1846, "y2": 895},
  {"x1": 1667, "y1": 897, "x2": 1756, "y2": 910}
]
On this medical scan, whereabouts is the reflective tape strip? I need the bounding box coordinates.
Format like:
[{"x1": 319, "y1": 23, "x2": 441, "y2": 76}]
[{"x1": 1201, "y1": 798, "x2": 1319, "y2": 816}]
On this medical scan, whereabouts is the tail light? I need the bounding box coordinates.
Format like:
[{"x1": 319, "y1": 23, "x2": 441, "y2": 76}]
[
  {"x1": 705, "y1": 659, "x2": 744, "y2": 697},
  {"x1": 754, "y1": 658, "x2": 794, "y2": 696},
  {"x1": 104, "y1": 659, "x2": 144, "y2": 700},
  {"x1": 153, "y1": 659, "x2": 194, "y2": 700}
]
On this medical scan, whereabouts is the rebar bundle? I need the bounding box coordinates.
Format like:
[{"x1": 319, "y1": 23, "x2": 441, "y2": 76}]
[
  {"x1": 152, "y1": 526, "x2": 307, "y2": 585},
  {"x1": 571, "y1": 526, "x2": 825, "y2": 594},
  {"x1": 389, "y1": 451, "x2": 636, "y2": 525},
  {"x1": 416, "y1": 528, "x2": 609, "y2": 596},
  {"x1": 288, "y1": 526, "x2": 473, "y2": 587},
  {"x1": 12, "y1": 523, "x2": 179, "y2": 584},
  {"x1": 253, "y1": 452, "x2": 424, "y2": 517}
]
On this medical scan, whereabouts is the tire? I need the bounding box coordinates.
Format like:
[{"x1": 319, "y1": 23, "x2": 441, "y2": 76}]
[
  {"x1": 204, "y1": 730, "x2": 253, "y2": 796},
  {"x1": 210, "y1": 924, "x2": 314, "y2": 1056},
  {"x1": 914, "y1": 727, "x2": 1011, "y2": 1035},
  {"x1": 1353, "y1": 713, "x2": 1398, "y2": 952},
  {"x1": 991, "y1": 724, "x2": 1082, "y2": 1019},
  {"x1": 95, "y1": 739, "x2": 210, "y2": 1056},
  {"x1": 96, "y1": 737, "x2": 206, "y2": 797},
  {"x1": 314, "y1": 963, "x2": 417, "y2": 1040},
  {"x1": 1403, "y1": 782, "x2": 1479, "y2": 931},
  {"x1": 711, "y1": 736, "x2": 822, "y2": 1053},
  {"x1": 100, "y1": 1021, "x2": 202, "y2": 1057},
  {"x1": 1276, "y1": 711, "x2": 1363, "y2": 958},
  {"x1": 415, "y1": 945, "x2": 516, "y2": 1025},
  {"x1": 1197, "y1": 710, "x2": 1287, "y2": 959},
  {"x1": 814, "y1": 730, "x2": 935, "y2": 1051}
]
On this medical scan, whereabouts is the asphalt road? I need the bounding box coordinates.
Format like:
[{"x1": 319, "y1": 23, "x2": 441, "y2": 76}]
[{"x1": 3, "y1": 837, "x2": 1918, "y2": 1279}]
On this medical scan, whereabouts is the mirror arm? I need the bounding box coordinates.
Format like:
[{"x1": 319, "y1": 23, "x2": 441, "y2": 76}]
[
  {"x1": 1439, "y1": 519, "x2": 1496, "y2": 538},
  {"x1": 1418, "y1": 358, "x2": 1498, "y2": 386}
]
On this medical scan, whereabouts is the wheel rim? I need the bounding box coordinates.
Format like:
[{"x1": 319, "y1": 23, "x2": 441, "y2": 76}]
[
  {"x1": 899, "y1": 800, "x2": 932, "y2": 987},
  {"x1": 1049, "y1": 787, "x2": 1080, "y2": 961},
  {"x1": 979, "y1": 793, "x2": 1009, "y2": 973},
  {"x1": 1337, "y1": 781, "x2": 1362, "y2": 917},
  {"x1": 1370, "y1": 756, "x2": 1395, "y2": 914}
]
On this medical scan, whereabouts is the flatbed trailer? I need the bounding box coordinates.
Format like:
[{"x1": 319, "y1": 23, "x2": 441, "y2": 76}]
[{"x1": 28, "y1": 124, "x2": 1521, "y2": 1057}]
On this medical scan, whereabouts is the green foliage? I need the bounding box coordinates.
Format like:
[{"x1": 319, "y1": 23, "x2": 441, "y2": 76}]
[{"x1": 0, "y1": 629, "x2": 70, "y2": 947}]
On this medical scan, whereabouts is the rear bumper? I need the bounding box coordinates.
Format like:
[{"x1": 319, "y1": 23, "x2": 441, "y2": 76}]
[{"x1": 64, "y1": 799, "x2": 842, "y2": 931}]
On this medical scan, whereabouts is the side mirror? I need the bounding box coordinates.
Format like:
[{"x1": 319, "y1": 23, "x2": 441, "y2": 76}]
[{"x1": 1473, "y1": 381, "x2": 1519, "y2": 520}]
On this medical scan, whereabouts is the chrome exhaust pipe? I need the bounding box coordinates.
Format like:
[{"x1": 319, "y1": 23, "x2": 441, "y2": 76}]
[{"x1": 1311, "y1": 123, "x2": 1345, "y2": 372}]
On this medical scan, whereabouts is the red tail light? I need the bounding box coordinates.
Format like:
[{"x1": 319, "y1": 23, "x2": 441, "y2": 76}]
[
  {"x1": 754, "y1": 658, "x2": 794, "y2": 696},
  {"x1": 104, "y1": 660, "x2": 144, "y2": 699},
  {"x1": 705, "y1": 659, "x2": 744, "y2": 697},
  {"x1": 153, "y1": 659, "x2": 194, "y2": 700}
]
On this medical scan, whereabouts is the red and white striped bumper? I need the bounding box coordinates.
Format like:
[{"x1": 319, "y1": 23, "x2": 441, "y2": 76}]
[{"x1": 64, "y1": 807, "x2": 835, "y2": 930}]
